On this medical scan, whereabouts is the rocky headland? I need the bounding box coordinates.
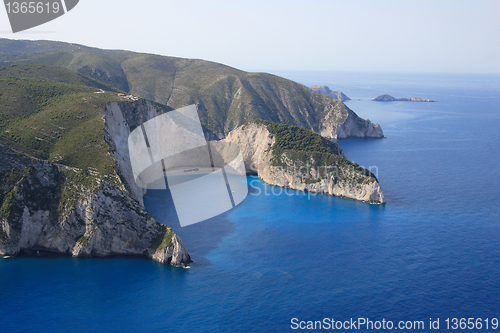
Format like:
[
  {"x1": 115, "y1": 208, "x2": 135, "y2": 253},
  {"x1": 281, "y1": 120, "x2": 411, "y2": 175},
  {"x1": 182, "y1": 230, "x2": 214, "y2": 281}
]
[
  {"x1": 0, "y1": 99, "x2": 191, "y2": 266},
  {"x1": 223, "y1": 121, "x2": 385, "y2": 204},
  {"x1": 308, "y1": 86, "x2": 351, "y2": 102}
]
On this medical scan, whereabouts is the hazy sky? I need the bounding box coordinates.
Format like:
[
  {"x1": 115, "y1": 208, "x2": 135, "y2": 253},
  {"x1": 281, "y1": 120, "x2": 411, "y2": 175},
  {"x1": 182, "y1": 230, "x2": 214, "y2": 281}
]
[{"x1": 1, "y1": 0, "x2": 499, "y2": 73}]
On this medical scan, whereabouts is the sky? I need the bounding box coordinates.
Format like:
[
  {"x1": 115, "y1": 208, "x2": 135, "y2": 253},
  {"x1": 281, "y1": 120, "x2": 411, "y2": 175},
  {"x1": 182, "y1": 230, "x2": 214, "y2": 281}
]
[{"x1": 0, "y1": 0, "x2": 499, "y2": 73}]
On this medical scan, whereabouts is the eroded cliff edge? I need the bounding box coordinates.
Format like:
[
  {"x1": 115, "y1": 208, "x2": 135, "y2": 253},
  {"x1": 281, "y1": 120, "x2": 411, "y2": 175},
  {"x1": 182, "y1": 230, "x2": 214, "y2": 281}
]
[
  {"x1": 223, "y1": 121, "x2": 385, "y2": 204},
  {"x1": 0, "y1": 100, "x2": 191, "y2": 266},
  {"x1": 0, "y1": 97, "x2": 384, "y2": 264},
  {"x1": 308, "y1": 85, "x2": 351, "y2": 102}
]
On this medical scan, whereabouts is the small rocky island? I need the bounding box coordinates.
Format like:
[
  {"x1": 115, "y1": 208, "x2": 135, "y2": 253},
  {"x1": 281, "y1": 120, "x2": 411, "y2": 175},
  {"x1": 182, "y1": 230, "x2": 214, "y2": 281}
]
[
  {"x1": 372, "y1": 94, "x2": 436, "y2": 102},
  {"x1": 308, "y1": 86, "x2": 351, "y2": 102}
]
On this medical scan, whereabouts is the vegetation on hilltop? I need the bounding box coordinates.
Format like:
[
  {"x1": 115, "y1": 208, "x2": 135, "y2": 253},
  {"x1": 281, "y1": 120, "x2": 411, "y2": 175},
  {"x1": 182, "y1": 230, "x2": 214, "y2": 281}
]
[
  {"x1": 248, "y1": 120, "x2": 377, "y2": 183},
  {"x1": 0, "y1": 38, "x2": 382, "y2": 140},
  {"x1": 0, "y1": 47, "x2": 189, "y2": 261},
  {"x1": 0, "y1": 68, "x2": 129, "y2": 238}
]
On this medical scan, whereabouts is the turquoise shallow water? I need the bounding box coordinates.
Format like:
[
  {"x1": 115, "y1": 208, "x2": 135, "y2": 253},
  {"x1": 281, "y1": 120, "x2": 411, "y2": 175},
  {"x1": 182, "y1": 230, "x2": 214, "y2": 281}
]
[{"x1": 1, "y1": 72, "x2": 499, "y2": 332}]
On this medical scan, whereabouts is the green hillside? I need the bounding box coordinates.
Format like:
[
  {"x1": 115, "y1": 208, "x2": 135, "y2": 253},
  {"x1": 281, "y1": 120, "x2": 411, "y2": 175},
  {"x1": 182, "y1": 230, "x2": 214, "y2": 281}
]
[
  {"x1": 0, "y1": 73, "x2": 124, "y2": 174},
  {"x1": 0, "y1": 38, "x2": 380, "y2": 139},
  {"x1": 251, "y1": 119, "x2": 377, "y2": 180},
  {"x1": 0, "y1": 64, "x2": 120, "y2": 92}
]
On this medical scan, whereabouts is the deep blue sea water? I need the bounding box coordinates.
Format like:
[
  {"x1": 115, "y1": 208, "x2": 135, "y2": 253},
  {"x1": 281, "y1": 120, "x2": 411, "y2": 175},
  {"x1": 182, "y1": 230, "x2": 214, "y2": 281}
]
[{"x1": 1, "y1": 72, "x2": 500, "y2": 332}]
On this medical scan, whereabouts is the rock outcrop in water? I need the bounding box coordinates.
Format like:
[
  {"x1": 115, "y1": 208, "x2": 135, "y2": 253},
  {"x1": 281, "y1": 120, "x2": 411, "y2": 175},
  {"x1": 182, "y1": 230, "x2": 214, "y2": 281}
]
[
  {"x1": 222, "y1": 121, "x2": 385, "y2": 204},
  {"x1": 372, "y1": 94, "x2": 436, "y2": 102},
  {"x1": 308, "y1": 86, "x2": 351, "y2": 102},
  {"x1": 0, "y1": 101, "x2": 191, "y2": 266}
]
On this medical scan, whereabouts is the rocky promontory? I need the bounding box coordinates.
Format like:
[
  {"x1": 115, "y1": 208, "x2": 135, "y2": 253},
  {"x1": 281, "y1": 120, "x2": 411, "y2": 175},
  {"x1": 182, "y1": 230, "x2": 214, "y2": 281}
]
[
  {"x1": 0, "y1": 144, "x2": 190, "y2": 265},
  {"x1": 223, "y1": 121, "x2": 385, "y2": 204},
  {"x1": 372, "y1": 94, "x2": 436, "y2": 102},
  {"x1": 0, "y1": 98, "x2": 192, "y2": 266},
  {"x1": 308, "y1": 86, "x2": 351, "y2": 102}
]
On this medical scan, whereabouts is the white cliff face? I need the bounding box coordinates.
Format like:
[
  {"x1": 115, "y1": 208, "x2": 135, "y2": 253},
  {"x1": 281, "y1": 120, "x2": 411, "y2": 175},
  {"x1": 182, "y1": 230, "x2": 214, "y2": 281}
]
[
  {"x1": 102, "y1": 100, "x2": 160, "y2": 205},
  {"x1": 320, "y1": 102, "x2": 384, "y2": 139},
  {"x1": 223, "y1": 123, "x2": 385, "y2": 204},
  {"x1": 0, "y1": 100, "x2": 191, "y2": 266}
]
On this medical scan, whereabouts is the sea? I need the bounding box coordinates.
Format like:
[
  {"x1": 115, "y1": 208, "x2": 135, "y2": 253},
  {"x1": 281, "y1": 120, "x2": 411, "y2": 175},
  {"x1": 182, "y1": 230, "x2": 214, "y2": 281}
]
[{"x1": 1, "y1": 72, "x2": 499, "y2": 332}]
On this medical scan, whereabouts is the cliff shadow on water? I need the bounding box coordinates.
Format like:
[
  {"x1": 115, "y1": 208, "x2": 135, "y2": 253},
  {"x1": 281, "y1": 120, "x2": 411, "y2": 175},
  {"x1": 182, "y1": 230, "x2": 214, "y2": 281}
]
[{"x1": 143, "y1": 181, "x2": 236, "y2": 266}]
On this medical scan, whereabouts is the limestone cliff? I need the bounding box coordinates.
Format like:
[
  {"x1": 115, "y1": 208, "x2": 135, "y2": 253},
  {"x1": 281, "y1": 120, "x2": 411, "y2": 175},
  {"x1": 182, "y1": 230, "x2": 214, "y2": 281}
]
[
  {"x1": 0, "y1": 100, "x2": 191, "y2": 266},
  {"x1": 223, "y1": 121, "x2": 385, "y2": 204},
  {"x1": 0, "y1": 39, "x2": 385, "y2": 140},
  {"x1": 0, "y1": 95, "x2": 383, "y2": 265}
]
